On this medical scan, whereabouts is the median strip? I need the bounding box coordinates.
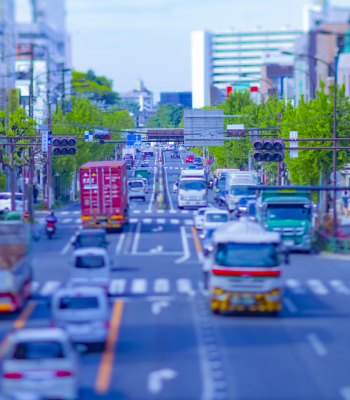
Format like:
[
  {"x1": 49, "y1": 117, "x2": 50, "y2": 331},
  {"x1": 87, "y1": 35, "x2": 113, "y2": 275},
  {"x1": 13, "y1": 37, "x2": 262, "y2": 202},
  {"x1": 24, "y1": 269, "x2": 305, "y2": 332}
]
[{"x1": 191, "y1": 226, "x2": 203, "y2": 262}]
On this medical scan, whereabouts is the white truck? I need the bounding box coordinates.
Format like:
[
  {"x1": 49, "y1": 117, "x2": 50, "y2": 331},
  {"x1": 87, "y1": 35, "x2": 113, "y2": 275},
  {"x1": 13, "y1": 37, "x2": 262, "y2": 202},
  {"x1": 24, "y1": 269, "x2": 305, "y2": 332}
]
[
  {"x1": 122, "y1": 146, "x2": 136, "y2": 161},
  {"x1": 225, "y1": 170, "x2": 258, "y2": 212},
  {"x1": 178, "y1": 170, "x2": 207, "y2": 209}
]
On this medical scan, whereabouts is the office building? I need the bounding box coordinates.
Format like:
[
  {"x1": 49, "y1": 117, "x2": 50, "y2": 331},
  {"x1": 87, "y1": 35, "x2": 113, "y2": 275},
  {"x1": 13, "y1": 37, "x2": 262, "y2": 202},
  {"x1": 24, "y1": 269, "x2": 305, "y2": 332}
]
[
  {"x1": 119, "y1": 80, "x2": 154, "y2": 112},
  {"x1": 160, "y1": 92, "x2": 192, "y2": 108},
  {"x1": 191, "y1": 28, "x2": 301, "y2": 108}
]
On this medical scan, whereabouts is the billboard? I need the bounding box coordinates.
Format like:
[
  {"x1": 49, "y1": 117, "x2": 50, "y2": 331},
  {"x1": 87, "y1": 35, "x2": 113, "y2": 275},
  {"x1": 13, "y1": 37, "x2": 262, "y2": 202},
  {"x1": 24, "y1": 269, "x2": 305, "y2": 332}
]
[{"x1": 8, "y1": 89, "x2": 20, "y2": 113}]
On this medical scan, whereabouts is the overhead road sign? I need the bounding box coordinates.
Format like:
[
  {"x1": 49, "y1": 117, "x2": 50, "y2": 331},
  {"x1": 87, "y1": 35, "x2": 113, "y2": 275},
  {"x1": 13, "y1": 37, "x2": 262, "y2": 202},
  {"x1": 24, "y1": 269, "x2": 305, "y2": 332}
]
[
  {"x1": 184, "y1": 109, "x2": 224, "y2": 146},
  {"x1": 147, "y1": 130, "x2": 183, "y2": 142},
  {"x1": 84, "y1": 131, "x2": 93, "y2": 142},
  {"x1": 127, "y1": 134, "x2": 142, "y2": 145}
]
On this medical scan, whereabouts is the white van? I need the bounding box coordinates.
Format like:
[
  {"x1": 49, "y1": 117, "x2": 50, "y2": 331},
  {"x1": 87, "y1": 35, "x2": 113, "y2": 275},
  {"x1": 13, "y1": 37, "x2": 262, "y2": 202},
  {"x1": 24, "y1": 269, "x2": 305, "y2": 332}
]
[
  {"x1": 178, "y1": 170, "x2": 207, "y2": 209},
  {"x1": 70, "y1": 248, "x2": 111, "y2": 291},
  {"x1": 128, "y1": 178, "x2": 147, "y2": 201},
  {"x1": 225, "y1": 170, "x2": 258, "y2": 212},
  {"x1": 51, "y1": 286, "x2": 109, "y2": 345}
]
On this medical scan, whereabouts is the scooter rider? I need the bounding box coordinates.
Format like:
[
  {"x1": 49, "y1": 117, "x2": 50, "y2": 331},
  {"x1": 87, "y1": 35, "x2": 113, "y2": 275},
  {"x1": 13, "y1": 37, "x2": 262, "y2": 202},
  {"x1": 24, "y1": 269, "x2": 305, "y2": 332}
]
[{"x1": 46, "y1": 211, "x2": 57, "y2": 224}]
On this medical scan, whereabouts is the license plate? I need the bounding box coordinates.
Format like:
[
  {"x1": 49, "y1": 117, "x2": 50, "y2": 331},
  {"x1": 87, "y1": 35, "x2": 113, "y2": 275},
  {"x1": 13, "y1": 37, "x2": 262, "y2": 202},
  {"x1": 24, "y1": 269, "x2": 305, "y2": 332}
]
[
  {"x1": 98, "y1": 221, "x2": 107, "y2": 226},
  {"x1": 47, "y1": 227, "x2": 54, "y2": 231},
  {"x1": 230, "y1": 296, "x2": 255, "y2": 306},
  {"x1": 67, "y1": 323, "x2": 91, "y2": 334},
  {"x1": 25, "y1": 370, "x2": 55, "y2": 381}
]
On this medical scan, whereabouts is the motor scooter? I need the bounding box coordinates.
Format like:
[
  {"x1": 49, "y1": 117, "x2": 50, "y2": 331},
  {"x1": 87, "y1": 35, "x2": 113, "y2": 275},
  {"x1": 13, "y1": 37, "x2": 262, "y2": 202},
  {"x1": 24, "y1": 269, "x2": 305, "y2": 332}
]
[{"x1": 46, "y1": 220, "x2": 56, "y2": 239}]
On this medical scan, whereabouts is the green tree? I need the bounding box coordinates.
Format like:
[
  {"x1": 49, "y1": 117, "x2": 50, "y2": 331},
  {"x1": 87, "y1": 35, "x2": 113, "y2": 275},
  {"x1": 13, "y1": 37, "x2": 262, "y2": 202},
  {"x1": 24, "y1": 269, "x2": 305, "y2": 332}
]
[{"x1": 146, "y1": 104, "x2": 184, "y2": 128}]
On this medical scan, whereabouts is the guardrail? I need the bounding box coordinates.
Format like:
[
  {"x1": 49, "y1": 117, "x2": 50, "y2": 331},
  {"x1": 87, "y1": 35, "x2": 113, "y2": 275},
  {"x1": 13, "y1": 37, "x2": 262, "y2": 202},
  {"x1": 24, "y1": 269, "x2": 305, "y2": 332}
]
[{"x1": 316, "y1": 231, "x2": 350, "y2": 253}]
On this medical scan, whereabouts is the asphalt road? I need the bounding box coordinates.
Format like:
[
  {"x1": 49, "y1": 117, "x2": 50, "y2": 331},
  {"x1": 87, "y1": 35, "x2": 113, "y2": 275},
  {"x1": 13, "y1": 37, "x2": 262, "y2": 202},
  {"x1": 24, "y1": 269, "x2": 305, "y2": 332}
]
[{"x1": 2, "y1": 150, "x2": 350, "y2": 400}]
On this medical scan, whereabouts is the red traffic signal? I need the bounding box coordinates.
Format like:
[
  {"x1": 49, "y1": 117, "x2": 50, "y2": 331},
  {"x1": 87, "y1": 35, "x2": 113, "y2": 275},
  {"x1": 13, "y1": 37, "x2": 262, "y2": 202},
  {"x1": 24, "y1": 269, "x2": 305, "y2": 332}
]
[
  {"x1": 52, "y1": 136, "x2": 76, "y2": 156},
  {"x1": 94, "y1": 130, "x2": 111, "y2": 140},
  {"x1": 253, "y1": 139, "x2": 285, "y2": 162}
]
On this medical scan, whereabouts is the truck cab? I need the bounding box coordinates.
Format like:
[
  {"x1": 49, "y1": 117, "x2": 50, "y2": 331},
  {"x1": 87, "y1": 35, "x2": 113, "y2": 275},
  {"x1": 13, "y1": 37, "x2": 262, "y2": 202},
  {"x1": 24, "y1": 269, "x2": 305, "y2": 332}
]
[
  {"x1": 256, "y1": 190, "x2": 313, "y2": 252},
  {"x1": 178, "y1": 170, "x2": 207, "y2": 209},
  {"x1": 225, "y1": 170, "x2": 257, "y2": 212},
  {"x1": 204, "y1": 219, "x2": 286, "y2": 315}
]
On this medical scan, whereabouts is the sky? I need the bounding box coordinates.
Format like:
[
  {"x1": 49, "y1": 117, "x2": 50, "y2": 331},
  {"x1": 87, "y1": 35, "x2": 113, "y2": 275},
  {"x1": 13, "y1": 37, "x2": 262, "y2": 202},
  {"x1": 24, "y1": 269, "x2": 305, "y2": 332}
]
[{"x1": 16, "y1": 0, "x2": 350, "y2": 102}]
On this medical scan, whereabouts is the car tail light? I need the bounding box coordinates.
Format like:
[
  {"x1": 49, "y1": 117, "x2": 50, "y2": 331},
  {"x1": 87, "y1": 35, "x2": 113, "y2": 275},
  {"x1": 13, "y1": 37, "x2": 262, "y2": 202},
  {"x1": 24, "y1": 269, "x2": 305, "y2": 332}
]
[
  {"x1": 4, "y1": 372, "x2": 22, "y2": 379},
  {"x1": 48, "y1": 222, "x2": 54, "y2": 227},
  {"x1": 56, "y1": 371, "x2": 72, "y2": 377},
  {"x1": 81, "y1": 216, "x2": 91, "y2": 221},
  {"x1": 112, "y1": 215, "x2": 123, "y2": 220}
]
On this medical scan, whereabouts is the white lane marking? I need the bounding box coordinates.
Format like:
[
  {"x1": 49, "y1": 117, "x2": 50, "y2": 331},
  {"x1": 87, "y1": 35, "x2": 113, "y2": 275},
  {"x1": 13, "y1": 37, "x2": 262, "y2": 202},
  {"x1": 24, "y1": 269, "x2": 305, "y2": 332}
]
[
  {"x1": 60, "y1": 211, "x2": 69, "y2": 215},
  {"x1": 175, "y1": 227, "x2": 191, "y2": 264},
  {"x1": 181, "y1": 210, "x2": 189, "y2": 214},
  {"x1": 156, "y1": 218, "x2": 166, "y2": 224},
  {"x1": 115, "y1": 233, "x2": 126, "y2": 254},
  {"x1": 157, "y1": 210, "x2": 165, "y2": 213},
  {"x1": 170, "y1": 167, "x2": 173, "y2": 169},
  {"x1": 185, "y1": 219, "x2": 193, "y2": 225},
  {"x1": 61, "y1": 234, "x2": 75, "y2": 255},
  {"x1": 307, "y1": 280, "x2": 329, "y2": 295},
  {"x1": 175, "y1": 167, "x2": 178, "y2": 169},
  {"x1": 38, "y1": 218, "x2": 46, "y2": 224},
  {"x1": 285, "y1": 279, "x2": 305, "y2": 294},
  {"x1": 62, "y1": 218, "x2": 72, "y2": 224},
  {"x1": 109, "y1": 279, "x2": 126, "y2": 295},
  {"x1": 150, "y1": 245, "x2": 164, "y2": 253},
  {"x1": 131, "y1": 278, "x2": 147, "y2": 294},
  {"x1": 151, "y1": 301, "x2": 170, "y2": 315},
  {"x1": 40, "y1": 281, "x2": 61, "y2": 296},
  {"x1": 329, "y1": 280, "x2": 350, "y2": 294},
  {"x1": 169, "y1": 210, "x2": 177, "y2": 214},
  {"x1": 131, "y1": 223, "x2": 142, "y2": 254},
  {"x1": 130, "y1": 218, "x2": 138, "y2": 223},
  {"x1": 133, "y1": 210, "x2": 141, "y2": 214},
  {"x1": 164, "y1": 166, "x2": 174, "y2": 211},
  {"x1": 148, "y1": 166, "x2": 157, "y2": 212},
  {"x1": 75, "y1": 219, "x2": 81, "y2": 224},
  {"x1": 154, "y1": 279, "x2": 170, "y2": 293},
  {"x1": 143, "y1": 218, "x2": 152, "y2": 224},
  {"x1": 170, "y1": 219, "x2": 179, "y2": 224},
  {"x1": 340, "y1": 387, "x2": 350, "y2": 400},
  {"x1": 283, "y1": 298, "x2": 298, "y2": 313},
  {"x1": 176, "y1": 279, "x2": 195, "y2": 296},
  {"x1": 145, "y1": 210, "x2": 152, "y2": 214},
  {"x1": 31, "y1": 281, "x2": 39, "y2": 293},
  {"x1": 147, "y1": 369, "x2": 177, "y2": 394},
  {"x1": 151, "y1": 227, "x2": 163, "y2": 233},
  {"x1": 73, "y1": 211, "x2": 80, "y2": 214},
  {"x1": 306, "y1": 333, "x2": 328, "y2": 356}
]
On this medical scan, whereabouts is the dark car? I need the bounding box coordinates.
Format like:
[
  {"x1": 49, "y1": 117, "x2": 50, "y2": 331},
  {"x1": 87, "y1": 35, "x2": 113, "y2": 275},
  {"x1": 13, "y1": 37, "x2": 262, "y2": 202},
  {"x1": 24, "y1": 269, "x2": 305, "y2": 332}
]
[
  {"x1": 72, "y1": 229, "x2": 109, "y2": 249},
  {"x1": 236, "y1": 196, "x2": 256, "y2": 216},
  {"x1": 171, "y1": 151, "x2": 180, "y2": 158},
  {"x1": 217, "y1": 187, "x2": 227, "y2": 207},
  {"x1": 193, "y1": 157, "x2": 203, "y2": 165}
]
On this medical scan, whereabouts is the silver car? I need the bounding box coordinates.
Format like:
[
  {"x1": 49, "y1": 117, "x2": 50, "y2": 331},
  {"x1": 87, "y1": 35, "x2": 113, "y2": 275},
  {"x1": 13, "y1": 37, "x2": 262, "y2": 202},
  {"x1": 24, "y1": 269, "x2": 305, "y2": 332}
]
[
  {"x1": 0, "y1": 328, "x2": 79, "y2": 400},
  {"x1": 51, "y1": 286, "x2": 110, "y2": 345},
  {"x1": 128, "y1": 179, "x2": 146, "y2": 201}
]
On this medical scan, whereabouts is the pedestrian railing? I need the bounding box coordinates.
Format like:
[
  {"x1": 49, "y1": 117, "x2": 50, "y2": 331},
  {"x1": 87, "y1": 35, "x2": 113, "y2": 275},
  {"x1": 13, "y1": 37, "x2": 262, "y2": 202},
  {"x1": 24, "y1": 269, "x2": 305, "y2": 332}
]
[{"x1": 316, "y1": 231, "x2": 350, "y2": 253}]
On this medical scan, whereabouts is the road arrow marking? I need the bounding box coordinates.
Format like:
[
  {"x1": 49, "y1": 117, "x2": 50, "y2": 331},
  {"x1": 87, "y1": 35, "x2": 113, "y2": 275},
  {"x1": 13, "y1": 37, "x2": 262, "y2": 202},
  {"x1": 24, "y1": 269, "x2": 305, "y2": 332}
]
[
  {"x1": 151, "y1": 301, "x2": 169, "y2": 315},
  {"x1": 147, "y1": 368, "x2": 177, "y2": 393}
]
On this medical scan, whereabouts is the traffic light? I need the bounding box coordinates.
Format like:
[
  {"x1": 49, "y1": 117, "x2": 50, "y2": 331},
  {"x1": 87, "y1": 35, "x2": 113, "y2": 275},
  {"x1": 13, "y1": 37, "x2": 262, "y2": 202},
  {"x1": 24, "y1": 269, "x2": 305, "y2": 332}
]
[
  {"x1": 253, "y1": 139, "x2": 285, "y2": 162},
  {"x1": 52, "y1": 136, "x2": 77, "y2": 156},
  {"x1": 93, "y1": 130, "x2": 111, "y2": 141}
]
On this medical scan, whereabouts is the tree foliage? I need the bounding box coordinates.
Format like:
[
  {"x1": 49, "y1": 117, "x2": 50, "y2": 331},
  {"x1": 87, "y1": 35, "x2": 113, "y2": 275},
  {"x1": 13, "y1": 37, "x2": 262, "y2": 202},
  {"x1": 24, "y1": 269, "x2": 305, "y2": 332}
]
[{"x1": 146, "y1": 104, "x2": 184, "y2": 128}]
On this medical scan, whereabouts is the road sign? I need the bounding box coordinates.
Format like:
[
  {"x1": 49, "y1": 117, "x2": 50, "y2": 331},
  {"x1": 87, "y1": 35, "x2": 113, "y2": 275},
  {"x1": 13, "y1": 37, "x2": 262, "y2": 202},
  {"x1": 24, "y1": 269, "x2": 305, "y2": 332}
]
[
  {"x1": 289, "y1": 131, "x2": 298, "y2": 158},
  {"x1": 84, "y1": 131, "x2": 93, "y2": 142},
  {"x1": 127, "y1": 134, "x2": 141, "y2": 146},
  {"x1": 26, "y1": 171, "x2": 35, "y2": 178},
  {"x1": 227, "y1": 124, "x2": 244, "y2": 140},
  {"x1": 42, "y1": 130, "x2": 48, "y2": 152}
]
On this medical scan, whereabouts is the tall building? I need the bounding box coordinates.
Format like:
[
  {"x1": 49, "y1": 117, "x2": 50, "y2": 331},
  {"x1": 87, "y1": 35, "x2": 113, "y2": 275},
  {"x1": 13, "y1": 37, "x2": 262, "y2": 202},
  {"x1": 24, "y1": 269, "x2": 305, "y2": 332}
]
[
  {"x1": 15, "y1": 0, "x2": 71, "y2": 119},
  {"x1": 160, "y1": 92, "x2": 192, "y2": 108},
  {"x1": 0, "y1": 0, "x2": 15, "y2": 110},
  {"x1": 191, "y1": 28, "x2": 301, "y2": 108},
  {"x1": 119, "y1": 80, "x2": 154, "y2": 112}
]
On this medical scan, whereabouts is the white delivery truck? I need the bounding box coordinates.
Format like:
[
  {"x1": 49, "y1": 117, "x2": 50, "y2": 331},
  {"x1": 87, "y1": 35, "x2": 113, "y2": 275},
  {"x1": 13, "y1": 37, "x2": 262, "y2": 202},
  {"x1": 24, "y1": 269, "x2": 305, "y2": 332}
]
[
  {"x1": 225, "y1": 170, "x2": 258, "y2": 212},
  {"x1": 178, "y1": 170, "x2": 207, "y2": 209},
  {"x1": 213, "y1": 169, "x2": 239, "y2": 201},
  {"x1": 122, "y1": 146, "x2": 136, "y2": 161}
]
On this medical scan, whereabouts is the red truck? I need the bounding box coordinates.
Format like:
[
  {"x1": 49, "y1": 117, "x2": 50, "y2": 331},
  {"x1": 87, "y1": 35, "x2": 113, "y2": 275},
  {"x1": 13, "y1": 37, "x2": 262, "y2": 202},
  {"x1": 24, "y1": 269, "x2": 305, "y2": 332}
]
[{"x1": 80, "y1": 161, "x2": 129, "y2": 231}]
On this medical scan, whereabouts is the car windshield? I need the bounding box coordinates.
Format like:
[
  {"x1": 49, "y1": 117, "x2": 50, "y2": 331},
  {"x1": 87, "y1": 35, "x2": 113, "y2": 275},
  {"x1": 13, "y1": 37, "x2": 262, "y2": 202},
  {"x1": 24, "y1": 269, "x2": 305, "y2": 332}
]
[
  {"x1": 230, "y1": 186, "x2": 256, "y2": 196},
  {"x1": 75, "y1": 255, "x2": 105, "y2": 268},
  {"x1": 59, "y1": 296, "x2": 99, "y2": 309},
  {"x1": 179, "y1": 181, "x2": 206, "y2": 190},
  {"x1": 13, "y1": 341, "x2": 64, "y2": 360},
  {"x1": 140, "y1": 164, "x2": 149, "y2": 167},
  {"x1": 266, "y1": 204, "x2": 311, "y2": 220},
  {"x1": 216, "y1": 243, "x2": 279, "y2": 267},
  {"x1": 206, "y1": 213, "x2": 228, "y2": 222},
  {"x1": 78, "y1": 235, "x2": 105, "y2": 247},
  {"x1": 129, "y1": 181, "x2": 143, "y2": 188},
  {"x1": 194, "y1": 158, "x2": 201, "y2": 162},
  {"x1": 0, "y1": 194, "x2": 10, "y2": 200},
  {"x1": 216, "y1": 178, "x2": 226, "y2": 189},
  {"x1": 188, "y1": 166, "x2": 196, "y2": 170}
]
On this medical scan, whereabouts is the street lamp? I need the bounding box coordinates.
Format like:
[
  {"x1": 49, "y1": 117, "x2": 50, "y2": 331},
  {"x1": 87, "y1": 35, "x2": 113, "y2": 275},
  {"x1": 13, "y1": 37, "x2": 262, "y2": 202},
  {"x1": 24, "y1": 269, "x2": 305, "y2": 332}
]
[{"x1": 282, "y1": 50, "x2": 338, "y2": 237}]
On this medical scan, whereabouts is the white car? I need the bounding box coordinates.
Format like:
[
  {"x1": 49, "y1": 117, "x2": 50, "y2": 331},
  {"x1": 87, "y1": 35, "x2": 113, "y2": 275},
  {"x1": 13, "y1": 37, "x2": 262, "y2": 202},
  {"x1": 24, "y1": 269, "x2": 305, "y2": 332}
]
[
  {"x1": 0, "y1": 192, "x2": 26, "y2": 212},
  {"x1": 70, "y1": 247, "x2": 111, "y2": 291},
  {"x1": 202, "y1": 209, "x2": 230, "y2": 232},
  {"x1": 193, "y1": 208, "x2": 209, "y2": 230},
  {"x1": 51, "y1": 286, "x2": 110, "y2": 345},
  {"x1": 128, "y1": 179, "x2": 146, "y2": 201},
  {"x1": 0, "y1": 327, "x2": 79, "y2": 400}
]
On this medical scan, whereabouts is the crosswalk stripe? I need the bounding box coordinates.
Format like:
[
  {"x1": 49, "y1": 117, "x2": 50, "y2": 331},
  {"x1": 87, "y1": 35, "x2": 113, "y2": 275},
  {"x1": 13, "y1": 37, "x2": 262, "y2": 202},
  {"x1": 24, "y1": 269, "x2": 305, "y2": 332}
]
[
  {"x1": 75, "y1": 218, "x2": 81, "y2": 224},
  {"x1": 133, "y1": 210, "x2": 141, "y2": 214},
  {"x1": 131, "y1": 279, "x2": 147, "y2": 294},
  {"x1": 154, "y1": 279, "x2": 170, "y2": 293},
  {"x1": 156, "y1": 218, "x2": 166, "y2": 224},
  {"x1": 307, "y1": 280, "x2": 329, "y2": 295},
  {"x1": 60, "y1": 211, "x2": 69, "y2": 215},
  {"x1": 62, "y1": 218, "x2": 72, "y2": 223},
  {"x1": 130, "y1": 218, "x2": 138, "y2": 223},
  {"x1": 157, "y1": 210, "x2": 165, "y2": 213},
  {"x1": 143, "y1": 218, "x2": 152, "y2": 224},
  {"x1": 40, "y1": 281, "x2": 61, "y2": 296},
  {"x1": 181, "y1": 210, "x2": 189, "y2": 214},
  {"x1": 170, "y1": 219, "x2": 180, "y2": 224},
  {"x1": 329, "y1": 280, "x2": 350, "y2": 294},
  {"x1": 109, "y1": 279, "x2": 126, "y2": 295},
  {"x1": 169, "y1": 210, "x2": 177, "y2": 214},
  {"x1": 73, "y1": 211, "x2": 80, "y2": 215},
  {"x1": 185, "y1": 219, "x2": 193, "y2": 225},
  {"x1": 286, "y1": 279, "x2": 305, "y2": 294},
  {"x1": 176, "y1": 279, "x2": 193, "y2": 293}
]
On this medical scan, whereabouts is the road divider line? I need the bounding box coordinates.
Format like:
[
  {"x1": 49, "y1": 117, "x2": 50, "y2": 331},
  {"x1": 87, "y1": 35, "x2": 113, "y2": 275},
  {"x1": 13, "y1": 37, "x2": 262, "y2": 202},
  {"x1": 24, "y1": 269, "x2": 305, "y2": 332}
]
[
  {"x1": 175, "y1": 226, "x2": 191, "y2": 264},
  {"x1": 148, "y1": 166, "x2": 157, "y2": 212},
  {"x1": 164, "y1": 166, "x2": 174, "y2": 211},
  {"x1": 95, "y1": 300, "x2": 124, "y2": 394},
  {"x1": 14, "y1": 301, "x2": 36, "y2": 329},
  {"x1": 115, "y1": 233, "x2": 126, "y2": 255},
  {"x1": 131, "y1": 223, "x2": 141, "y2": 254},
  {"x1": 191, "y1": 226, "x2": 204, "y2": 262},
  {"x1": 40, "y1": 280, "x2": 61, "y2": 296},
  {"x1": 307, "y1": 280, "x2": 329, "y2": 295},
  {"x1": 306, "y1": 333, "x2": 328, "y2": 356},
  {"x1": 61, "y1": 234, "x2": 76, "y2": 255},
  {"x1": 283, "y1": 298, "x2": 298, "y2": 313},
  {"x1": 131, "y1": 278, "x2": 147, "y2": 294}
]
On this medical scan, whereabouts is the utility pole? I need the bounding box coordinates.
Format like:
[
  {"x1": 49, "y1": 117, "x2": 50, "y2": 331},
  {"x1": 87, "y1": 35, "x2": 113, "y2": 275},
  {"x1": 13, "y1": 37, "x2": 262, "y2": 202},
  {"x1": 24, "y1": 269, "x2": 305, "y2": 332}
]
[
  {"x1": 46, "y1": 47, "x2": 53, "y2": 208},
  {"x1": 27, "y1": 43, "x2": 34, "y2": 220},
  {"x1": 62, "y1": 66, "x2": 65, "y2": 116}
]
